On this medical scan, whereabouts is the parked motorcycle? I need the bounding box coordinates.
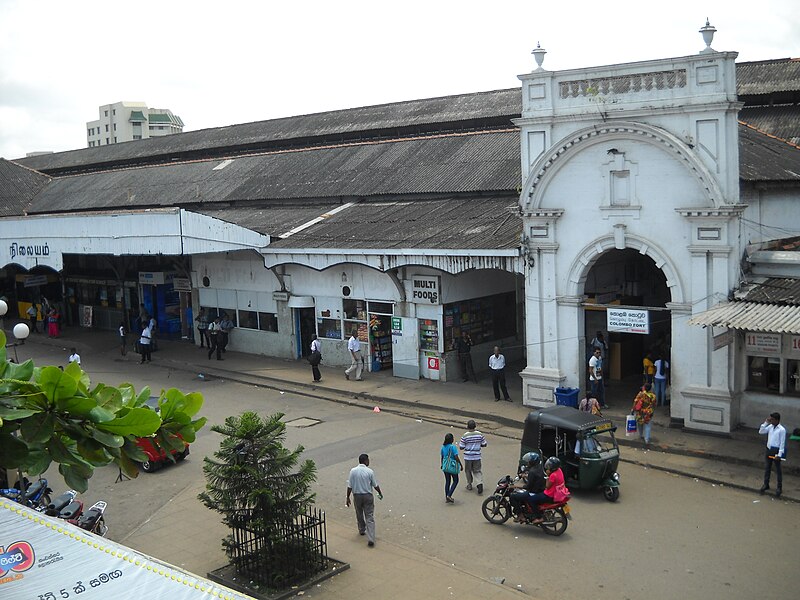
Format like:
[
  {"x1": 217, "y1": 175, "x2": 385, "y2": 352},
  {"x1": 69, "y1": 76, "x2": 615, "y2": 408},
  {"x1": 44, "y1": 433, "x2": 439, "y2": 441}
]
[
  {"x1": 75, "y1": 500, "x2": 108, "y2": 536},
  {"x1": 45, "y1": 490, "x2": 83, "y2": 521},
  {"x1": 0, "y1": 477, "x2": 52, "y2": 510},
  {"x1": 481, "y1": 475, "x2": 570, "y2": 536}
]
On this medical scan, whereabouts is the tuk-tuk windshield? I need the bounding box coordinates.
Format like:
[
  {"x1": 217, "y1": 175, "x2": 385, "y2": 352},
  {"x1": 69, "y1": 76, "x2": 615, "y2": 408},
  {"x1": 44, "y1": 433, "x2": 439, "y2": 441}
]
[{"x1": 579, "y1": 430, "x2": 618, "y2": 458}]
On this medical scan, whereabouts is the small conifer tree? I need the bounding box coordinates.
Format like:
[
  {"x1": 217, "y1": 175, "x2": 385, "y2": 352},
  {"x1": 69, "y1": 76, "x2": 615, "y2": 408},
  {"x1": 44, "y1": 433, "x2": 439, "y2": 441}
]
[{"x1": 200, "y1": 411, "x2": 318, "y2": 588}]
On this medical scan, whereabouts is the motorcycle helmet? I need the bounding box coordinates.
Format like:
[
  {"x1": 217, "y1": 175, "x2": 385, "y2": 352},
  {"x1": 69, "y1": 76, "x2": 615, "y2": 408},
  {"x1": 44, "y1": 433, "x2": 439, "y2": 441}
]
[
  {"x1": 521, "y1": 452, "x2": 541, "y2": 468},
  {"x1": 544, "y1": 456, "x2": 561, "y2": 471}
]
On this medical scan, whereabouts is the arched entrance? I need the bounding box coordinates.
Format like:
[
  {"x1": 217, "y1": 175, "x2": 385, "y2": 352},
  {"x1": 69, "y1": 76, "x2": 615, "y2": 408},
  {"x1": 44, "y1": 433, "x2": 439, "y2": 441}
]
[{"x1": 583, "y1": 248, "x2": 671, "y2": 382}]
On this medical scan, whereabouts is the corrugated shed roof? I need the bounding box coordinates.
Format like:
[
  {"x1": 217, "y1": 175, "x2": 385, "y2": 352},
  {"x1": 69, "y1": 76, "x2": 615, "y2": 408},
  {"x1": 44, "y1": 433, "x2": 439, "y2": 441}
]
[
  {"x1": 0, "y1": 159, "x2": 50, "y2": 216},
  {"x1": 739, "y1": 105, "x2": 800, "y2": 145},
  {"x1": 741, "y1": 278, "x2": 800, "y2": 305},
  {"x1": 738, "y1": 122, "x2": 800, "y2": 181},
  {"x1": 689, "y1": 277, "x2": 800, "y2": 333},
  {"x1": 26, "y1": 130, "x2": 521, "y2": 214},
  {"x1": 736, "y1": 58, "x2": 800, "y2": 96},
  {"x1": 16, "y1": 89, "x2": 522, "y2": 173},
  {"x1": 198, "y1": 197, "x2": 522, "y2": 251},
  {"x1": 687, "y1": 301, "x2": 800, "y2": 334}
]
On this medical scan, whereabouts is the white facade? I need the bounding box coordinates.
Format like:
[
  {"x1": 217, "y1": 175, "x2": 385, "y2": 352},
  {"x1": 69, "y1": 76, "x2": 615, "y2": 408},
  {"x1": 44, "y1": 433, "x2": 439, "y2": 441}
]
[
  {"x1": 516, "y1": 47, "x2": 746, "y2": 433},
  {"x1": 191, "y1": 253, "x2": 524, "y2": 382},
  {"x1": 86, "y1": 101, "x2": 184, "y2": 147}
]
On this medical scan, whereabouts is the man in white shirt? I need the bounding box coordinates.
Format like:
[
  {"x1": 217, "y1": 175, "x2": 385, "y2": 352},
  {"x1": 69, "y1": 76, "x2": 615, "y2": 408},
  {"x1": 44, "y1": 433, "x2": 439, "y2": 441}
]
[
  {"x1": 759, "y1": 412, "x2": 786, "y2": 497},
  {"x1": 139, "y1": 325, "x2": 152, "y2": 364},
  {"x1": 489, "y1": 346, "x2": 511, "y2": 402},
  {"x1": 344, "y1": 331, "x2": 363, "y2": 381},
  {"x1": 588, "y1": 348, "x2": 606, "y2": 408},
  {"x1": 68, "y1": 348, "x2": 81, "y2": 365},
  {"x1": 346, "y1": 454, "x2": 383, "y2": 547}
]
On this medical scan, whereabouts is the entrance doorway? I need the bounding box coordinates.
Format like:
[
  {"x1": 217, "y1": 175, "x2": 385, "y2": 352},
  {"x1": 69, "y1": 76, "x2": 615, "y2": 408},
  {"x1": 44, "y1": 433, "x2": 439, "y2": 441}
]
[
  {"x1": 583, "y1": 249, "x2": 671, "y2": 382},
  {"x1": 296, "y1": 307, "x2": 316, "y2": 358},
  {"x1": 368, "y1": 313, "x2": 393, "y2": 372}
]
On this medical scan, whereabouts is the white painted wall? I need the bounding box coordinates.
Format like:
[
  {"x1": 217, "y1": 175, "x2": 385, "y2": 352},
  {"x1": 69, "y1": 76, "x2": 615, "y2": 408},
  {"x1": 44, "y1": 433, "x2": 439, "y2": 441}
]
[{"x1": 517, "y1": 51, "x2": 745, "y2": 432}]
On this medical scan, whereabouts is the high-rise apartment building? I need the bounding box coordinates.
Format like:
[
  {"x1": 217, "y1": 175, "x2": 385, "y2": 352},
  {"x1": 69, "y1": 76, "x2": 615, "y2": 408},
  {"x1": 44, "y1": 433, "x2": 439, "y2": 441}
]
[{"x1": 86, "y1": 101, "x2": 184, "y2": 147}]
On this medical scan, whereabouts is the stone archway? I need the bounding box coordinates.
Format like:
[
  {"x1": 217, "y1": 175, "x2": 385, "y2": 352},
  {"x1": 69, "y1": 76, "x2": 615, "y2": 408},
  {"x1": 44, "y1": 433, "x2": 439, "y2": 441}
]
[{"x1": 565, "y1": 232, "x2": 685, "y2": 305}]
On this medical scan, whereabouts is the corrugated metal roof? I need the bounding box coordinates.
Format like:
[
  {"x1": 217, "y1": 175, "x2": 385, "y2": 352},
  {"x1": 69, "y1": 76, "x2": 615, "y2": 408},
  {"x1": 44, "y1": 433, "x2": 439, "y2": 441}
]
[
  {"x1": 688, "y1": 301, "x2": 800, "y2": 334},
  {"x1": 12, "y1": 59, "x2": 800, "y2": 176},
  {"x1": 741, "y1": 278, "x2": 800, "y2": 305},
  {"x1": 16, "y1": 89, "x2": 522, "y2": 173},
  {"x1": 199, "y1": 197, "x2": 522, "y2": 251},
  {"x1": 736, "y1": 58, "x2": 800, "y2": 96},
  {"x1": 738, "y1": 122, "x2": 800, "y2": 181},
  {"x1": 0, "y1": 159, "x2": 50, "y2": 217},
  {"x1": 739, "y1": 105, "x2": 800, "y2": 145},
  {"x1": 26, "y1": 130, "x2": 521, "y2": 214}
]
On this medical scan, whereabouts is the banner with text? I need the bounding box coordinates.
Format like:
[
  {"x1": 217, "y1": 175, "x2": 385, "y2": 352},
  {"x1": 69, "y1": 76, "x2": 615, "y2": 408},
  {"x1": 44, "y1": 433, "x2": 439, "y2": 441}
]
[
  {"x1": 607, "y1": 308, "x2": 649, "y2": 334},
  {"x1": 0, "y1": 500, "x2": 253, "y2": 600}
]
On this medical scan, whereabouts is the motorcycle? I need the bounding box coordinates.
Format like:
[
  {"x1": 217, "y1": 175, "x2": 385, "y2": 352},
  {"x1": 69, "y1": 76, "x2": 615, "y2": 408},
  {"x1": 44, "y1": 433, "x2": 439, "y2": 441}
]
[
  {"x1": 44, "y1": 491, "x2": 108, "y2": 536},
  {"x1": 0, "y1": 477, "x2": 52, "y2": 510},
  {"x1": 45, "y1": 490, "x2": 83, "y2": 521},
  {"x1": 481, "y1": 475, "x2": 570, "y2": 536},
  {"x1": 75, "y1": 500, "x2": 108, "y2": 536}
]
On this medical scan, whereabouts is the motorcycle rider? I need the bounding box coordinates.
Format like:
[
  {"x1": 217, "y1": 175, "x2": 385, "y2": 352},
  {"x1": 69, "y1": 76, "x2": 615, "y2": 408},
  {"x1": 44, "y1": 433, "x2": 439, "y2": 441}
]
[
  {"x1": 527, "y1": 457, "x2": 570, "y2": 523},
  {"x1": 509, "y1": 452, "x2": 546, "y2": 522}
]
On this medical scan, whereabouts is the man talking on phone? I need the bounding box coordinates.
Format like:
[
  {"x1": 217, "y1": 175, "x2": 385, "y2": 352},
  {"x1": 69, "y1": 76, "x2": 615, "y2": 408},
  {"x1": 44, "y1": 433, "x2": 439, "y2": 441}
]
[{"x1": 759, "y1": 412, "x2": 786, "y2": 498}]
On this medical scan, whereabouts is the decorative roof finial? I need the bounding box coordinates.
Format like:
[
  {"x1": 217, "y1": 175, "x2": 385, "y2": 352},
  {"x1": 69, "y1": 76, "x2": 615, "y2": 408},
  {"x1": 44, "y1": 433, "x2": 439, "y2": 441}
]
[
  {"x1": 532, "y1": 42, "x2": 547, "y2": 71},
  {"x1": 699, "y1": 19, "x2": 717, "y2": 53}
]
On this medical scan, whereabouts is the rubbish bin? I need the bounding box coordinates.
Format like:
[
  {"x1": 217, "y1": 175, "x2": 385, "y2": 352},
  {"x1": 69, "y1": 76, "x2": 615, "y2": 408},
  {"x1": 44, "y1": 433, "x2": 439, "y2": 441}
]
[{"x1": 554, "y1": 387, "x2": 580, "y2": 408}]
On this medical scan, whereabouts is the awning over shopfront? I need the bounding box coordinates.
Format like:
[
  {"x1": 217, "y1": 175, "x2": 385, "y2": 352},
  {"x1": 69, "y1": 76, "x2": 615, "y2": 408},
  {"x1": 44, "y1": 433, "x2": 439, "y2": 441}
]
[
  {"x1": 688, "y1": 301, "x2": 800, "y2": 334},
  {"x1": 0, "y1": 208, "x2": 269, "y2": 272}
]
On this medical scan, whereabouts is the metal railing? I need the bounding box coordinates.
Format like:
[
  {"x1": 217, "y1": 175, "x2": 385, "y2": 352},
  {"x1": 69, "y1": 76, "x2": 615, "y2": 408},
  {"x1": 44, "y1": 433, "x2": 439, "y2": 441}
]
[{"x1": 227, "y1": 506, "x2": 327, "y2": 590}]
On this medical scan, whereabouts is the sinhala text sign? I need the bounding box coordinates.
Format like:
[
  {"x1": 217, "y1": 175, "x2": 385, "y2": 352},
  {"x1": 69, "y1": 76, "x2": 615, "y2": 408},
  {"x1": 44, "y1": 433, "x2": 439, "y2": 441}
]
[
  {"x1": 607, "y1": 308, "x2": 649, "y2": 334},
  {"x1": 0, "y1": 500, "x2": 253, "y2": 600}
]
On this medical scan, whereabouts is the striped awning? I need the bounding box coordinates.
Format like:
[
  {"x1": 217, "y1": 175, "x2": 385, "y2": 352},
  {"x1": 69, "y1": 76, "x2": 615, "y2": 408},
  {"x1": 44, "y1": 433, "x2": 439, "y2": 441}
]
[{"x1": 688, "y1": 301, "x2": 800, "y2": 334}]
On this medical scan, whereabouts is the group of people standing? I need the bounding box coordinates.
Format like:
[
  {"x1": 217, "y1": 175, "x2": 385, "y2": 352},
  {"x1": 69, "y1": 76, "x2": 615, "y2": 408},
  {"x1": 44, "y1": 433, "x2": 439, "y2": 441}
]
[
  {"x1": 456, "y1": 332, "x2": 512, "y2": 402},
  {"x1": 25, "y1": 301, "x2": 61, "y2": 338},
  {"x1": 194, "y1": 308, "x2": 234, "y2": 360}
]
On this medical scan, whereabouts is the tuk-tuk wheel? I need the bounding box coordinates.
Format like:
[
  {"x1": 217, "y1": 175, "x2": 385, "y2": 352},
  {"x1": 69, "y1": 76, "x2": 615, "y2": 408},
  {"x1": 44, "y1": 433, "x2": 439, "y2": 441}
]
[{"x1": 603, "y1": 486, "x2": 619, "y2": 502}]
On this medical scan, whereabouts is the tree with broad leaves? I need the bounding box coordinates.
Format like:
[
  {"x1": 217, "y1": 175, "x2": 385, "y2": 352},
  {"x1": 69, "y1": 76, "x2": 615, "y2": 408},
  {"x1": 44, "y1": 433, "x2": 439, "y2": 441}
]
[
  {"x1": 199, "y1": 411, "x2": 318, "y2": 588},
  {"x1": 0, "y1": 331, "x2": 206, "y2": 492}
]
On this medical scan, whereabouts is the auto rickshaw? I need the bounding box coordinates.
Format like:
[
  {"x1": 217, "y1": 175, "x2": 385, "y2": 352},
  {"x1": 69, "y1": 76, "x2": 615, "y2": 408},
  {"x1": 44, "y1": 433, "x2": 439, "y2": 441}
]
[{"x1": 521, "y1": 406, "x2": 621, "y2": 501}]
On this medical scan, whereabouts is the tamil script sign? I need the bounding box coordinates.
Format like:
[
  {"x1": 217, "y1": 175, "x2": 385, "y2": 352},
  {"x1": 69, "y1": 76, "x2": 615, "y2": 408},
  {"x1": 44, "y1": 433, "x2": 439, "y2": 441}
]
[{"x1": 607, "y1": 308, "x2": 649, "y2": 334}]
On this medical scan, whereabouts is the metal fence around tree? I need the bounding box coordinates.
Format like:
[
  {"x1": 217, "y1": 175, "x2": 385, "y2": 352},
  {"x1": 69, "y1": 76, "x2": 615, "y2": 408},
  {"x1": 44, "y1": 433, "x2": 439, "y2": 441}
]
[{"x1": 227, "y1": 505, "x2": 328, "y2": 590}]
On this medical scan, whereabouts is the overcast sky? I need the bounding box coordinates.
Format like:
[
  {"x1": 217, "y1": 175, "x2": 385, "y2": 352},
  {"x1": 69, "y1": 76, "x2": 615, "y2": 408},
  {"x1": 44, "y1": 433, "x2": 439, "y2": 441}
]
[{"x1": 0, "y1": 0, "x2": 797, "y2": 160}]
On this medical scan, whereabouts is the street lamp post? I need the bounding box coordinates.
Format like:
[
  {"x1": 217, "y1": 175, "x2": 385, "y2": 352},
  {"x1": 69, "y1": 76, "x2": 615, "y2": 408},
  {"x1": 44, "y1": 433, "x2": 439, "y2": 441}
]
[{"x1": 0, "y1": 301, "x2": 31, "y2": 362}]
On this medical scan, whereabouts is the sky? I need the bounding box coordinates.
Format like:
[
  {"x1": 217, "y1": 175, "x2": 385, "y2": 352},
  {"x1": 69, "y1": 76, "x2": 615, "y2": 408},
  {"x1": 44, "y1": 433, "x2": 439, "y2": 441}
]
[{"x1": 0, "y1": 0, "x2": 797, "y2": 160}]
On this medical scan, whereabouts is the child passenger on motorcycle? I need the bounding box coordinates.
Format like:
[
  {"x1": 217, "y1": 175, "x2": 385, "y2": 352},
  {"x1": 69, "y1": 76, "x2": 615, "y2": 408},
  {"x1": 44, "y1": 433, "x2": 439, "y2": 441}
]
[{"x1": 510, "y1": 452, "x2": 546, "y2": 522}]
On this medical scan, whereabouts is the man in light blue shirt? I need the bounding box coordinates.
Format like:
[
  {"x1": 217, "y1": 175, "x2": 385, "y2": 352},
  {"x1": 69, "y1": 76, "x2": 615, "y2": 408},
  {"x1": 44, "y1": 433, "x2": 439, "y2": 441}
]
[
  {"x1": 759, "y1": 412, "x2": 786, "y2": 497},
  {"x1": 346, "y1": 454, "x2": 383, "y2": 547}
]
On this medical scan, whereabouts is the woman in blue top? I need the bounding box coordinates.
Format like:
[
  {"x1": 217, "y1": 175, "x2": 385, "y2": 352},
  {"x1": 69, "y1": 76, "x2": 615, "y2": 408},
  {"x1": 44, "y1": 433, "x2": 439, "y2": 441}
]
[{"x1": 440, "y1": 432, "x2": 463, "y2": 503}]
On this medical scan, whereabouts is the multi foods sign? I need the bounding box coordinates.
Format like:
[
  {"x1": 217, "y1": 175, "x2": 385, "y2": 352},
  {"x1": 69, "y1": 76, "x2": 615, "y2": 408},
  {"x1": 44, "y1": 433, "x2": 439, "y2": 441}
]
[{"x1": 411, "y1": 275, "x2": 440, "y2": 304}]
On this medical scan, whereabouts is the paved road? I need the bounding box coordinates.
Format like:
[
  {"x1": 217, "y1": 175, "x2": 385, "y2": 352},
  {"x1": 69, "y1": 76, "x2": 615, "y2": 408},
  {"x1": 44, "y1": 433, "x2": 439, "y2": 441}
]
[{"x1": 23, "y1": 342, "x2": 800, "y2": 600}]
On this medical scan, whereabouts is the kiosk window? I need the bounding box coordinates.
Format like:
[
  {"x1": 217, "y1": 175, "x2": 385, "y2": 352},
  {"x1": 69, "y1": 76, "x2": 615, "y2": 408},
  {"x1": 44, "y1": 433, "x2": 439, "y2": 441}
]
[
  {"x1": 747, "y1": 356, "x2": 780, "y2": 392},
  {"x1": 787, "y1": 359, "x2": 800, "y2": 396},
  {"x1": 318, "y1": 318, "x2": 342, "y2": 340}
]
